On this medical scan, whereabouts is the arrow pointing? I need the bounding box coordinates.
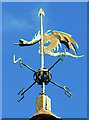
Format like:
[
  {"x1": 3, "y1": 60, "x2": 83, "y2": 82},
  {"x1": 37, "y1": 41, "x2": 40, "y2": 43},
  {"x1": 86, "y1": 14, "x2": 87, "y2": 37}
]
[
  {"x1": 38, "y1": 8, "x2": 45, "y2": 16},
  {"x1": 38, "y1": 8, "x2": 45, "y2": 94}
]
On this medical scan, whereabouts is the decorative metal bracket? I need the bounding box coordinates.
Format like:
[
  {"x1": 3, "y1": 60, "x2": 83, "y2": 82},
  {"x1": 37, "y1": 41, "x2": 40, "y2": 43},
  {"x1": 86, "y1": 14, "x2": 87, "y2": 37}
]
[{"x1": 13, "y1": 53, "x2": 72, "y2": 102}]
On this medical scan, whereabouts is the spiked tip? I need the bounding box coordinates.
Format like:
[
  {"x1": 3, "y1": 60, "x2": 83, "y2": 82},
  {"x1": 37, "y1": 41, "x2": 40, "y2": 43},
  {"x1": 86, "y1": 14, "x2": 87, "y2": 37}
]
[{"x1": 38, "y1": 8, "x2": 45, "y2": 16}]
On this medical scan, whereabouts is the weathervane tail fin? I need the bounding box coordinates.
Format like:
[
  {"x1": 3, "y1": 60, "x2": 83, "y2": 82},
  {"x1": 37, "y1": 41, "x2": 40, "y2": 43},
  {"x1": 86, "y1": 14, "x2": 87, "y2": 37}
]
[
  {"x1": 53, "y1": 31, "x2": 78, "y2": 56},
  {"x1": 38, "y1": 30, "x2": 84, "y2": 58},
  {"x1": 48, "y1": 51, "x2": 84, "y2": 58}
]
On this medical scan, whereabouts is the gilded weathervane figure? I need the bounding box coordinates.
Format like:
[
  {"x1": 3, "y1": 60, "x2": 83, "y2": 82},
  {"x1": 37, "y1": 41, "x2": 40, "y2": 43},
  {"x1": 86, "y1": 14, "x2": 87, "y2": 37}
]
[{"x1": 13, "y1": 8, "x2": 84, "y2": 102}]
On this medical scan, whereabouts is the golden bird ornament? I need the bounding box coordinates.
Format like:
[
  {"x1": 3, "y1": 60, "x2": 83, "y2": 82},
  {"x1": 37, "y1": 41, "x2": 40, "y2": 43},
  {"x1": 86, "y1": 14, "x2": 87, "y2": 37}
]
[{"x1": 39, "y1": 30, "x2": 79, "y2": 56}]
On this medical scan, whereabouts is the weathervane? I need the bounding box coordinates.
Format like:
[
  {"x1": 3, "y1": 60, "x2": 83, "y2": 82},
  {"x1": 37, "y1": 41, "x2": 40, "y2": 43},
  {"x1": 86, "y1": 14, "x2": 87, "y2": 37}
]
[{"x1": 13, "y1": 8, "x2": 84, "y2": 102}]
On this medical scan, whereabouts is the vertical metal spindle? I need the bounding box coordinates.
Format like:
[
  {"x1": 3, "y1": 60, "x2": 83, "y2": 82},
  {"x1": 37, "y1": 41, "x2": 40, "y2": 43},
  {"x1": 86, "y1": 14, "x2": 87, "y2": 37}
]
[
  {"x1": 40, "y1": 13, "x2": 44, "y2": 69},
  {"x1": 38, "y1": 8, "x2": 45, "y2": 94}
]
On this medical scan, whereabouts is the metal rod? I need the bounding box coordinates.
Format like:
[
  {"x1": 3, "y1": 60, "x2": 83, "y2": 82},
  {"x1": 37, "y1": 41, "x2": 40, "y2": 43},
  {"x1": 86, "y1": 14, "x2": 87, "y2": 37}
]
[
  {"x1": 39, "y1": 9, "x2": 45, "y2": 94},
  {"x1": 21, "y1": 62, "x2": 36, "y2": 72},
  {"x1": 21, "y1": 82, "x2": 36, "y2": 95},
  {"x1": 42, "y1": 82, "x2": 45, "y2": 94},
  {"x1": 48, "y1": 58, "x2": 61, "y2": 71},
  {"x1": 40, "y1": 14, "x2": 44, "y2": 69},
  {"x1": 18, "y1": 96, "x2": 24, "y2": 102},
  {"x1": 50, "y1": 80, "x2": 64, "y2": 90},
  {"x1": 50, "y1": 81, "x2": 72, "y2": 98}
]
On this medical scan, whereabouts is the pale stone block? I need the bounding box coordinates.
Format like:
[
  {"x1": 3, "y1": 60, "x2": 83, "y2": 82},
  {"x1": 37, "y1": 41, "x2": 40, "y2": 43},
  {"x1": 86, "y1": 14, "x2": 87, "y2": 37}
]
[{"x1": 36, "y1": 94, "x2": 51, "y2": 113}]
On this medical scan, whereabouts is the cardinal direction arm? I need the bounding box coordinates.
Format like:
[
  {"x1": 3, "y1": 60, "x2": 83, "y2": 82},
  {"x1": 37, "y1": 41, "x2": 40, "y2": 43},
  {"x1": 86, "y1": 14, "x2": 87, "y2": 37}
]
[
  {"x1": 13, "y1": 54, "x2": 36, "y2": 72},
  {"x1": 18, "y1": 88, "x2": 24, "y2": 102},
  {"x1": 50, "y1": 80, "x2": 64, "y2": 89},
  {"x1": 48, "y1": 57, "x2": 62, "y2": 71},
  {"x1": 13, "y1": 54, "x2": 22, "y2": 67},
  {"x1": 18, "y1": 82, "x2": 36, "y2": 102},
  {"x1": 21, "y1": 82, "x2": 36, "y2": 95},
  {"x1": 64, "y1": 86, "x2": 72, "y2": 98},
  {"x1": 48, "y1": 49, "x2": 67, "y2": 71},
  {"x1": 21, "y1": 62, "x2": 36, "y2": 73},
  {"x1": 50, "y1": 80, "x2": 72, "y2": 98},
  {"x1": 14, "y1": 31, "x2": 41, "y2": 47}
]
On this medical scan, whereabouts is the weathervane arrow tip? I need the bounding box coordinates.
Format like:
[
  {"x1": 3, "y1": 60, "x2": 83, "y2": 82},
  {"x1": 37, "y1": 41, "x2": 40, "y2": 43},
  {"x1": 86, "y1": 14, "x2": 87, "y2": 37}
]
[{"x1": 38, "y1": 8, "x2": 45, "y2": 16}]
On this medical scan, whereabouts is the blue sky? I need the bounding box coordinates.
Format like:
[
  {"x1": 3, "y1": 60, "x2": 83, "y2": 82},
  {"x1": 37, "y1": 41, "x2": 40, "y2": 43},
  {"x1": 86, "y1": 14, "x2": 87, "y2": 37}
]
[{"x1": 2, "y1": 2, "x2": 87, "y2": 118}]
